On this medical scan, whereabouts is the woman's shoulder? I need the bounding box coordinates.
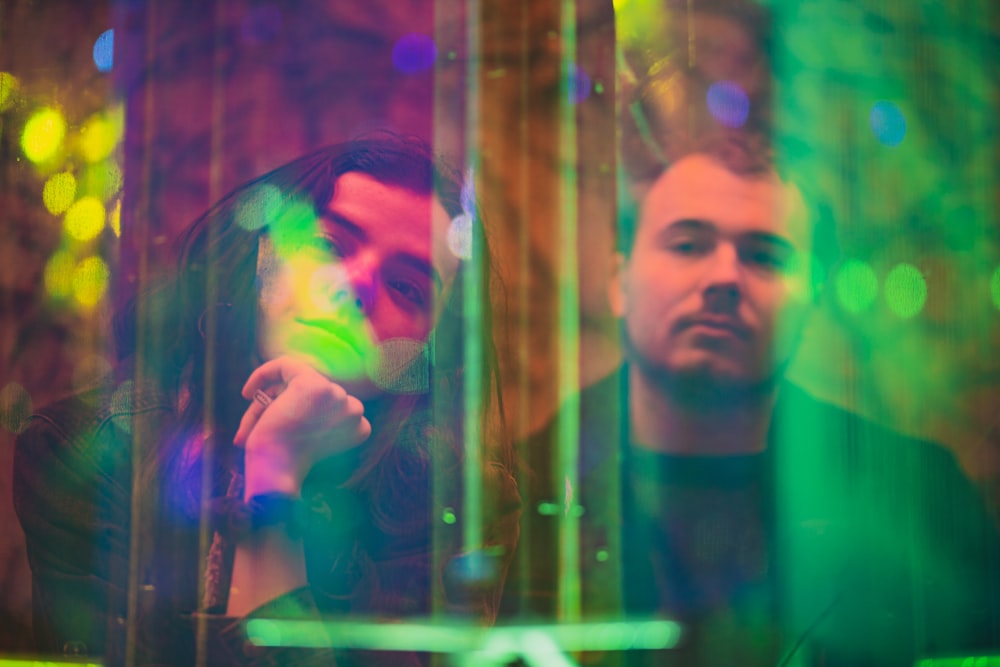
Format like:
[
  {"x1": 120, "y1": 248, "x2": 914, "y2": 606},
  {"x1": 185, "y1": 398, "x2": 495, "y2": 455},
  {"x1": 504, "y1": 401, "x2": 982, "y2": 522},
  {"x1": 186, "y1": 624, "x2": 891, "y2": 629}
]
[{"x1": 14, "y1": 373, "x2": 174, "y2": 516}]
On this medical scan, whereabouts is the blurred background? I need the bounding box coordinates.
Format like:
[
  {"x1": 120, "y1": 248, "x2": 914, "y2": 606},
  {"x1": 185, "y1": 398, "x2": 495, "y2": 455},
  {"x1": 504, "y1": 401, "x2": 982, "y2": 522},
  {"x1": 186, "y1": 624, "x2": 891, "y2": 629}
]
[{"x1": 1, "y1": 0, "x2": 998, "y2": 657}]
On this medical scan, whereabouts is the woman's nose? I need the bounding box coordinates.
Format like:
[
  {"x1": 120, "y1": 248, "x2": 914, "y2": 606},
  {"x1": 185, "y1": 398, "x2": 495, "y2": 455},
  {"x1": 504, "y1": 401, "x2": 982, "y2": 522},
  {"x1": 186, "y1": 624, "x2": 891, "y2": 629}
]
[{"x1": 340, "y1": 255, "x2": 377, "y2": 313}]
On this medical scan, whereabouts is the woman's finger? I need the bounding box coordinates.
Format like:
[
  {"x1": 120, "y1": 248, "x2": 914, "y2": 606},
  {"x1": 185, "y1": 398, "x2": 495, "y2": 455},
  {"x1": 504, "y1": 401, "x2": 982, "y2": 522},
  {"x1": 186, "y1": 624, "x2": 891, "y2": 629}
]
[
  {"x1": 234, "y1": 388, "x2": 281, "y2": 445},
  {"x1": 241, "y1": 356, "x2": 315, "y2": 399}
]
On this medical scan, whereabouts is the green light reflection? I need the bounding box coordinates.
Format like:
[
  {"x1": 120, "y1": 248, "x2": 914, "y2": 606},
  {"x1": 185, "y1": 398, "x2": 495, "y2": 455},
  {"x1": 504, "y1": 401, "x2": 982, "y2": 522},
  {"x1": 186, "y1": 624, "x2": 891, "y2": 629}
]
[{"x1": 244, "y1": 619, "x2": 683, "y2": 659}]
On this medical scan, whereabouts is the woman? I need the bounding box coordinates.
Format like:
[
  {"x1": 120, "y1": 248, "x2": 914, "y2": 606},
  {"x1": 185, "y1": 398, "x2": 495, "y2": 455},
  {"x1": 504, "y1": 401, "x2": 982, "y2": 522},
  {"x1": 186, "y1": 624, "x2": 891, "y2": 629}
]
[{"x1": 14, "y1": 134, "x2": 519, "y2": 665}]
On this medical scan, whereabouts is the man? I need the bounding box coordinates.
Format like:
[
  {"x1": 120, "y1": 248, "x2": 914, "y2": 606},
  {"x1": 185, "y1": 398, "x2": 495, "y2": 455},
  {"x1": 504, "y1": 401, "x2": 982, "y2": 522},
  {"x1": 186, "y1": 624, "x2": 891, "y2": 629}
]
[{"x1": 504, "y1": 145, "x2": 1000, "y2": 666}]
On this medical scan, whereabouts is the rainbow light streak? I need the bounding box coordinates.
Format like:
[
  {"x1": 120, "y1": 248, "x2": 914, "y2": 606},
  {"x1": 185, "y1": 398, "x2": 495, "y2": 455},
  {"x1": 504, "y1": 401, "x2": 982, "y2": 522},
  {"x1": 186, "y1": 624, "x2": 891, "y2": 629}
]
[
  {"x1": 556, "y1": 0, "x2": 582, "y2": 623},
  {"x1": 0, "y1": 661, "x2": 103, "y2": 667},
  {"x1": 244, "y1": 619, "x2": 682, "y2": 659}
]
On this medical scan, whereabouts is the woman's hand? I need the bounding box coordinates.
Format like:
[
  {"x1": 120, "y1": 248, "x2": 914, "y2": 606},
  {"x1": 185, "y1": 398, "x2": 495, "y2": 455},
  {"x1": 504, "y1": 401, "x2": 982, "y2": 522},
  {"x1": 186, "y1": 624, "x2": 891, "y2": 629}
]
[{"x1": 234, "y1": 356, "x2": 372, "y2": 499}]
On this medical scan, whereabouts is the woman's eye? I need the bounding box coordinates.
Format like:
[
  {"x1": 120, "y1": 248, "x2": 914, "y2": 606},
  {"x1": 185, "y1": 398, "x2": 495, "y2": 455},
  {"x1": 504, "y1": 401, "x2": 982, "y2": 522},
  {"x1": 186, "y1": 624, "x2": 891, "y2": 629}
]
[
  {"x1": 390, "y1": 279, "x2": 428, "y2": 307},
  {"x1": 307, "y1": 234, "x2": 345, "y2": 258}
]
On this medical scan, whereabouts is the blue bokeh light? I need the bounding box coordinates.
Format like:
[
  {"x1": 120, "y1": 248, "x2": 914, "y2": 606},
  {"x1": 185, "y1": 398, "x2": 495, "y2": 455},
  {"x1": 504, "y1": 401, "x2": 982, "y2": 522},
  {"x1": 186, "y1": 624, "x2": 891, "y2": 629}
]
[
  {"x1": 706, "y1": 81, "x2": 750, "y2": 128},
  {"x1": 392, "y1": 33, "x2": 437, "y2": 75},
  {"x1": 93, "y1": 29, "x2": 114, "y2": 73},
  {"x1": 568, "y1": 63, "x2": 592, "y2": 104},
  {"x1": 869, "y1": 101, "x2": 906, "y2": 147}
]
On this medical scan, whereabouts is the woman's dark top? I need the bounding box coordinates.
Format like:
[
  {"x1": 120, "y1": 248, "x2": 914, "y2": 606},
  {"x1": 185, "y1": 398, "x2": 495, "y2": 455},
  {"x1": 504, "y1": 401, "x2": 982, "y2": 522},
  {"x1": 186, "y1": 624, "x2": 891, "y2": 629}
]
[{"x1": 14, "y1": 374, "x2": 520, "y2": 666}]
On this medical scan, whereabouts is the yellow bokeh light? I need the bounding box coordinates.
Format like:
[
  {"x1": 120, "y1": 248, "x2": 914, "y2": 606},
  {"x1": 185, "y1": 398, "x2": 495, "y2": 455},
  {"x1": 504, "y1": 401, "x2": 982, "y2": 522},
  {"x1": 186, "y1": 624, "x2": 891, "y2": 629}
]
[
  {"x1": 109, "y1": 199, "x2": 122, "y2": 237},
  {"x1": 72, "y1": 256, "x2": 111, "y2": 307},
  {"x1": 42, "y1": 172, "x2": 77, "y2": 214},
  {"x1": 64, "y1": 197, "x2": 106, "y2": 241},
  {"x1": 21, "y1": 107, "x2": 67, "y2": 163},
  {"x1": 0, "y1": 72, "x2": 20, "y2": 112},
  {"x1": 79, "y1": 114, "x2": 118, "y2": 163},
  {"x1": 44, "y1": 250, "x2": 75, "y2": 299}
]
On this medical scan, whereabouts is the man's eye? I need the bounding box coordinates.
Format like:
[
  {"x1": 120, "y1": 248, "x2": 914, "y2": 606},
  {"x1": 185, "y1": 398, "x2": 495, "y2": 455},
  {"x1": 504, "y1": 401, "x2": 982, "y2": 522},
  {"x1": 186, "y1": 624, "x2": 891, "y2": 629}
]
[
  {"x1": 668, "y1": 239, "x2": 708, "y2": 255},
  {"x1": 744, "y1": 248, "x2": 788, "y2": 271}
]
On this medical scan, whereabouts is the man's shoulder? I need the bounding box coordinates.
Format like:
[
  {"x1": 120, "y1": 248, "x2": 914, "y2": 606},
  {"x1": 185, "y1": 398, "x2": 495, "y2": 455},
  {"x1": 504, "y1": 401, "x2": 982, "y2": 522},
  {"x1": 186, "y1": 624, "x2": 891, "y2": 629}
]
[{"x1": 775, "y1": 382, "x2": 962, "y2": 473}]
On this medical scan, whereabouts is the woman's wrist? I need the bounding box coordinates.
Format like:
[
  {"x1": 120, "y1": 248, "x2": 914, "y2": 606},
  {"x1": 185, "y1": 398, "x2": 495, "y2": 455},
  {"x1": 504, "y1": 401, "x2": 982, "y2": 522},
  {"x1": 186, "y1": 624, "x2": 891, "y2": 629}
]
[{"x1": 243, "y1": 447, "x2": 306, "y2": 499}]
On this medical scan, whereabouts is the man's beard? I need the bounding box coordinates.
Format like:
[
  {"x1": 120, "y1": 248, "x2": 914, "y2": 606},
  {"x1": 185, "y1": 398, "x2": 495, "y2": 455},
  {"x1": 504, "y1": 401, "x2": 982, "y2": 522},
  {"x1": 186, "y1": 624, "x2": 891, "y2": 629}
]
[{"x1": 622, "y1": 326, "x2": 786, "y2": 412}]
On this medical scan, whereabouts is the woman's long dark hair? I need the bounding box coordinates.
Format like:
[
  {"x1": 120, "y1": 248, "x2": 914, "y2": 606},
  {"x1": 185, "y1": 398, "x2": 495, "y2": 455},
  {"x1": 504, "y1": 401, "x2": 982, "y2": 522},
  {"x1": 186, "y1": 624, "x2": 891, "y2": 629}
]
[{"x1": 117, "y1": 132, "x2": 512, "y2": 616}]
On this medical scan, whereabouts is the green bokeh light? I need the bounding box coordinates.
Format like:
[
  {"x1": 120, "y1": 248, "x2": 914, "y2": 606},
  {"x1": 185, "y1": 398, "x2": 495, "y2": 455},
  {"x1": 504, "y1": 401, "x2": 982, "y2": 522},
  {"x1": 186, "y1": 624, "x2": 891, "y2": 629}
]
[
  {"x1": 44, "y1": 250, "x2": 75, "y2": 299},
  {"x1": 834, "y1": 259, "x2": 878, "y2": 314},
  {"x1": 884, "y1": 263, "x2": 927, "y2": 319},
  {"x1": 442, "y1": 508, "x2": 457, "y2": 524}
]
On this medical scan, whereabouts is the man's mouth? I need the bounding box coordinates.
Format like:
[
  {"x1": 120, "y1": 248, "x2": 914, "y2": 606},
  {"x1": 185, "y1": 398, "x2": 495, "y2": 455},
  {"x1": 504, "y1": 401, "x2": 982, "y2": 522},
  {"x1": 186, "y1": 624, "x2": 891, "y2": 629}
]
[{"x1": 678, "y1": 315, "x2": 752, "y2": 340}]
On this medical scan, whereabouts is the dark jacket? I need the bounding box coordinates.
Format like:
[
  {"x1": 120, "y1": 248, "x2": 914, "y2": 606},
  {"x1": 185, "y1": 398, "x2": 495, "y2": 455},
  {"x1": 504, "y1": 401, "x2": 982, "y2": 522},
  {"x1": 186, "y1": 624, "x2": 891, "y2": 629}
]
[
  {"x1": 14, "y1": 375, "x2": 520, "y2": 666},
  {"x1": 504, "y1": 367, "x2": 1000, "y2": 666}
]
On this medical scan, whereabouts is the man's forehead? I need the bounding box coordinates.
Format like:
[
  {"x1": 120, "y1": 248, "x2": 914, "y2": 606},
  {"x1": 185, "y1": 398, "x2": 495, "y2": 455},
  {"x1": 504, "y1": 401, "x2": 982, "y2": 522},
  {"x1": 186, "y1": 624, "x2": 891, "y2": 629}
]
[{"x1": 640, "y1": 153, "x2": 809, "y2": 245}]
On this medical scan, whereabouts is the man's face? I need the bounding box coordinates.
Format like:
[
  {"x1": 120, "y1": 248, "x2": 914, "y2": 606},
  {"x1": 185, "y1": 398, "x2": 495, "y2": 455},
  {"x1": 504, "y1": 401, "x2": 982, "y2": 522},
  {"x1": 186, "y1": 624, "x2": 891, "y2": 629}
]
[{"x1": 611, "y1": 154, "x2": 813, "y2": 389}]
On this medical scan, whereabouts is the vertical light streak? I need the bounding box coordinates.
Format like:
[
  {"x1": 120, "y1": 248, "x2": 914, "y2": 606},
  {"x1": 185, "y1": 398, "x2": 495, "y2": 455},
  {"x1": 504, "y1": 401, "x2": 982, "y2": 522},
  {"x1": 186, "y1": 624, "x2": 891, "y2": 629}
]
[
  {"x1": 126, "y1": 4, "x2": 159, "y2": 665},
  {"x1": 461, "y1": 0, "x2": 485, "y2": 557},
  {"x1": 556, "y1": 0, "x2": 581, "y2": 623},
  {"x1": 194, "y1": 4, "x2": 229, "y2": 665}
]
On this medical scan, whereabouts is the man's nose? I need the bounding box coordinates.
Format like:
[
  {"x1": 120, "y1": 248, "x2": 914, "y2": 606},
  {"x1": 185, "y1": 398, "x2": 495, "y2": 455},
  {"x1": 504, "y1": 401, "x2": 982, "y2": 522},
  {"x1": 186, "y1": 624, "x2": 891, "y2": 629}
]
[{"x1": 701, "y1": 244, "x2": 742, "y2": 308}]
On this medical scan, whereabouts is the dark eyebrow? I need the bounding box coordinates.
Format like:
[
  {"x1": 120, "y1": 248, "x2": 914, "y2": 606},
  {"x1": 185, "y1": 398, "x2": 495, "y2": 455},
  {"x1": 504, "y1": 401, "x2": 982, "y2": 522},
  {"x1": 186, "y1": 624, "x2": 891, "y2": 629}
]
[
  {"x1": 659, "y1": 219, "x2": 797, "y2": 254},
  {"x1": 320, "y1": 211, "x2": 443, "y2": 293},
  {"x1": 740, "y1": 231, "x2": 797, "y2": 255},
  {"x1": 319, "y1": 211, "x2": 367, "y2": 240}
]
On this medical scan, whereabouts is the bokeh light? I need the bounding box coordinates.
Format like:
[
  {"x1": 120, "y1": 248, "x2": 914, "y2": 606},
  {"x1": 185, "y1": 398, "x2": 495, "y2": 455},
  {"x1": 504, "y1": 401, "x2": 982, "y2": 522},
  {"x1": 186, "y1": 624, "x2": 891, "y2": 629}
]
[
  {"x1": 706, "y1": 81, "x2": 750, "y2": 128},
  {"x1": 568, "y1": 63, "x2": 592, "y2": 104},
  {"x1": 241, "y1": 4, "x2": 282, "y2": 44},
  {"x1": 80, "y1": 114, "x2": 118, "y2": 162},
  {"x1": 21, "y1": 107, "x2": 67, "y2": 163},
  {"x1": 109, "y1": 199, "x2": 122, "y2": 237},
  {"x1": 869, "y1": 100, "x2": 907, "y2": 147},
  {"x1": 392, "y1": 33, "x2": 437, "y2": 74},
  {"x1": 0, "y1": 382, "x2": 32, "y2": 435},
  {"x1": 80, "y1": 159, "x2": 123, "y2": 201},
  {"x1": 0, "y1": 71, "x2": 20, "y2": 111},
  {"x1": 72, "y1": 354, "x2": 113, "y2": 393},
  {"x1": 236, "y1": 183, "x2": 283, "y2": 230},
  {"x1": 44, "y1": 250, "x2": 75, "y2": 299},
  {"x1": 72, "y1": 255, "x2": 111, "y2": 307},
  {"x1": 447, "y1": 213, "x2": 473, "y2": 260},
  {"x1": 42, "y1": 172, "x2": 77, "y2": 214},
  {"x1": 834, "y1": 259, "x2": 878, "y2": 314},
  {"x1": 884, "y1": 263, "x2": 926, "y2": 318},
  {"x1": 93, "y1": 29, "x2": 114, "y2": 72},
  {"x1": 64, "y1": 197, "x2": 106, "y2": 241},
  {"x1": 990, "y1": 266, "x2": 1000, "y2": 311}
]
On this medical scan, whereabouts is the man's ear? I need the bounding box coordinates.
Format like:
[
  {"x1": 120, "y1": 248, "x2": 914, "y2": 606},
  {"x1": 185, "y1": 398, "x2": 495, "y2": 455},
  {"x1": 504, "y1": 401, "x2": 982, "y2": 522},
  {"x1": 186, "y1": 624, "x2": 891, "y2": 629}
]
[{"x1": 608, "y1": 252, "x2": 628, "y2": 318}]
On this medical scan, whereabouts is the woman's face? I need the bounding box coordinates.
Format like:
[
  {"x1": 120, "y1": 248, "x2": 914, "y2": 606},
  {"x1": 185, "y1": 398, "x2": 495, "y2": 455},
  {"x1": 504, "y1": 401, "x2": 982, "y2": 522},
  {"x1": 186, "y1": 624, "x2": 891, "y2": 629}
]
[{"x1": 258, "y1": 172, "x2": 460, "y2": 398}]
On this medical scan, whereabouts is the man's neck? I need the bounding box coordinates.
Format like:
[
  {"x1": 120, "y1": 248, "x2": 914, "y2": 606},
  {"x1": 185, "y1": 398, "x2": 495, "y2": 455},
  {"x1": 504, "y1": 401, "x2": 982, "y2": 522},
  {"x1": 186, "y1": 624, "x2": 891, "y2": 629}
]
[{"x1": 627, "y1": 365, "x2": 776, "y2": 456}]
